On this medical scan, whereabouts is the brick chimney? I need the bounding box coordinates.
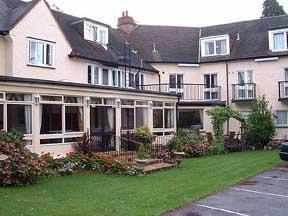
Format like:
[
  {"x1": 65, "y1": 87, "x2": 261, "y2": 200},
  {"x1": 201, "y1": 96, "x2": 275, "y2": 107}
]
[{"x1": 118, "y1": 11, "x2": 136, "y2": 34}]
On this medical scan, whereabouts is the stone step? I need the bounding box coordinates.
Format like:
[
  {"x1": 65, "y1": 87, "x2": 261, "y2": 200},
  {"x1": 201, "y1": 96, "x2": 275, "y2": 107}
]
[
  {"x1": 143, "y1": 163, "x2": 174, "y2": 174},
  {"x1": 143, "y1": 159, "x2": 163, "y2": 166}
]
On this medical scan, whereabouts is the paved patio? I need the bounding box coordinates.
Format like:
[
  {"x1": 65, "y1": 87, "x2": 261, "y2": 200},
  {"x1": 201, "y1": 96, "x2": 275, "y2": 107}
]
[{"x1": 161, "y1": 165, "x2": 288, "y2": 216}]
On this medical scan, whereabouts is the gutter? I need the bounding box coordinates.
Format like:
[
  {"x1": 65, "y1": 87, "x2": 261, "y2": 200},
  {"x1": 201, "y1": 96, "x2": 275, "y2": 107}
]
[{"x1": 0, "y1": 30, "x2": 9, "y2": 36}]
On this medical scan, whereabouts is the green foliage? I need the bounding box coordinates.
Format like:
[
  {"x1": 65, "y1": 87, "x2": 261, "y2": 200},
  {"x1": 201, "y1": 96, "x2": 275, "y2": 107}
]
[
  {"x1": 168, "y1": 129, "x2": 213, "y2": 157},
  {"x1": 134, "y1": 126, "x2": 156, "y2": 145},
  {"x1": 0, "y1": 139, "x2": 46, "y2": 186},
  {"x1": 207, "y1": 107, "x2": 245, "y2": 154},
  {"x1": 136, "y1": 144, "x2": 147, "y2": 160},
  {"x1": 247, "y1": 96, "x2": 276, "y2": 148},
  {"x1": 73, "y1": 132, "x2": 92, "y2": 155},
  {"x1": 261, "y1": 0, "x2": 286, "y2": 18},
  {"x1": 0, "y1": 129, "x2": 25, "y2": 144}
]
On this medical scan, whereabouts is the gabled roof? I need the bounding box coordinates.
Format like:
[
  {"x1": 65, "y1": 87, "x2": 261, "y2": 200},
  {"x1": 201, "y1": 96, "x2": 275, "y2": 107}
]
[{"x1": 0, "y1": 0, "x2": 40, "y2": 33}]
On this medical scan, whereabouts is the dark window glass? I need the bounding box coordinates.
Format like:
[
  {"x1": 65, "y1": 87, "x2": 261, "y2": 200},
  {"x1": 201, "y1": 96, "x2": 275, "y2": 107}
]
[
  {"x1": 40, "y1": 139, "x2": 63, "y2": 145},
  {"x1": 169, "y1": 75, "x2": 176, "y2": 88},
  {"x1": 103, "y1": 69, "x2": 109, "y2": 85},
  {"x1": 136, "y1": 107, "x2": 148, "y2": 128},
  {"x1": 118, "y1": 71, "x2": 121, "y2": 87},
  {"x1": 153, "y1": 109, "x2": 163, "y2": 128},
  {"x1": 129, "y1": 73, "x2": 135, "y2": 87},
  {"x1": 121, "y1": 108, "x2": 134, "y2": 129},
  {"x1": 0, "y1": 104, "x2": 3, "y2": 130},
  {"x1": 112, "y1": 70, "x2": 117, "y2": 86},
  {"x1": 90, "y1": 106, "x2": 115, "y2": 133},
  {"x1": 7, "y1": 104, "x2": 32, "y2": 134},
  {"x1": 88, "y1": 65, "x2": 92, "y2": 84},
  {"x1": 6, "y1": 93, "x2": 32, "y2": 101},
  {"x1": 165, "y1": 109, "x2": 175, "y2": 128},
  {"x1": 178, "y1": 109, "x2": 203, "y2": 130},
  {"x1": 40, "y1": 104, "x2": 62, "y2": 134},
  {"x1": 65, "y1": 106, "x2": 84, "y2": 132}
]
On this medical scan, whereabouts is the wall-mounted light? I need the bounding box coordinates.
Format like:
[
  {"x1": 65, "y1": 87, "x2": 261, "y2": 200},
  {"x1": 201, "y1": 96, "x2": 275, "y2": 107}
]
[
  {"x1": 116, "y1": 99, "x2": 121, "y2": 108},
  {"x1": 34, "y1": 95, "x2": 40, "y2": 105},
  {"x1": 86, "y1": 97, "x2": 91, "y2": 107}
]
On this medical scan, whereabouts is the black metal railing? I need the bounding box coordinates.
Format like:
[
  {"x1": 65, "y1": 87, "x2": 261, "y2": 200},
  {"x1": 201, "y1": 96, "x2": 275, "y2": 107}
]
[
  {"x1": 232, "y1": 83, "x2": 256, "y2": 102},
  {"x1": 139, "y1": 83, "x2": 221, "y2": 101},
  {"x1": 279, "y1": 81, "x2": 288, "y2": 100}
]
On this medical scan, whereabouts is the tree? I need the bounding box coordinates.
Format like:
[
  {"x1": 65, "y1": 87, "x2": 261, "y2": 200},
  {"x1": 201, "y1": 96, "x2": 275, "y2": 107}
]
[
  {"x1": 261, "y1": 0, "x2": 286, "y2": 18},
  {"x1": 247, "y1": 96, "x2": 276, "y2": 148}
]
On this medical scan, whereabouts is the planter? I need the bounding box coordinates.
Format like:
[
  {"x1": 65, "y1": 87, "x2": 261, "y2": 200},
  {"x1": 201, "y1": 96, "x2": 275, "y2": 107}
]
[
  {"x1": 135, "y1": 159, "x2": 147, "y2": 171},
  {"x1": 173, "y1": 152, "x2": 185, "y2": 168}
]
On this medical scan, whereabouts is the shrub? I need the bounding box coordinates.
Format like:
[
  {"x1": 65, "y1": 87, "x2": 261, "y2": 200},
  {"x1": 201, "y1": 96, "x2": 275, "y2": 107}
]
[
  {"x1": 0, "y1": 129, "x2": 25, "y2": 144},
  {"x1": 134, "y1": 126, "x2": 156, "y2": 145},
  {"x1": 247, "y1": 96, "x2": 276, "y2": 148},
  {"x1": 136, "y1": 144, "x2": 147, "y2": 160},
  {"x1": 0, "y1": 139, "x2": 46, "y2": 186},
  {"x1": 168, "y1": 129, "x2": 212, "y2": 157},
  {"x1": 73, "y1": 132, "x2": 93, "y2": 155}
]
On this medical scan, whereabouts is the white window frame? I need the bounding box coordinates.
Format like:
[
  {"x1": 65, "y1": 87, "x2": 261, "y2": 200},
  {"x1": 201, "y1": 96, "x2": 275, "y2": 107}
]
[
  {"x1": 269, "y1": 29, "x2": 288, "y2": 52},
  {"x1": 169, "y1": 74, "x2": 184, "y2": 94},
  {"x1": 237, "y1": 70, "x2": 254, "y2": 100},
  {"x1": 200, "y1": 35, "x2": 230, "y2": 57},
  {"x1": 276, "y1": 110, "x2": 288, "y2": 126},
  {"x1": 204, "y1": 73, "x2": 219, "y2": 100},
  {"x1": 84, "y1": 20, "x2": 108, "y2": 49},
  {"x1": 27, "y1": 38, "x2": 55, "y2": 68}
]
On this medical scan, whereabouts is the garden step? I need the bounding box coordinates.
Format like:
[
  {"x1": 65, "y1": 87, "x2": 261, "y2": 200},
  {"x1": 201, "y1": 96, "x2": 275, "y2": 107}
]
[
  {"x1": 143, "y1": 163, "x2": 174, "y2": 174},
  {"x1": 143, "y1": 159, "x2": 163, "y2": 166}
]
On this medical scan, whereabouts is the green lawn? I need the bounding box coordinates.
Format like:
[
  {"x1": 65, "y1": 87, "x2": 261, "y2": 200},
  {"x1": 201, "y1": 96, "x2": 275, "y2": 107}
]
[{"x1": 0, "y1": 150, "x2": 282, "y2": 216}]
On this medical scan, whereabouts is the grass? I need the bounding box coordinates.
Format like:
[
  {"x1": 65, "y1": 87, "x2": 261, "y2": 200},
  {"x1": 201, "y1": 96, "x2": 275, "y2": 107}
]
[{"x1": 0, "y1": 150, "x2": 282, "y2": 216}]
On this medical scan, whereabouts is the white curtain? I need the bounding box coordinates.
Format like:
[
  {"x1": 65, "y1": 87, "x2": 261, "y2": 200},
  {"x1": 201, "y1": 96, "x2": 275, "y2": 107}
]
[
  {"x1": 277, "y1": 111, "x2": 287, "y2": 125},
  {"x1": 273, "y1": 33, "x2": 285, "y2": 50},
  {"x1": 143, "y1": 108, "x2": 148, "y2": 126},
  {"x1": 39, "y1": 104, "x2": 43, "y2": 133},
  {"x1": 24, "y1": 105, "x2": 32, "y2": 134},
  {"x1": 107, "y1": 108, "x2": 114, "y2": 130}
]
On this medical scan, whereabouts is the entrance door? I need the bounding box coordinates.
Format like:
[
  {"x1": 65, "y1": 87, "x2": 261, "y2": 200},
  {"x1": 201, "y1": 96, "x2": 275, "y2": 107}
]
[
  {"x1": 90, "y1": 106, "x2": 116, "y2": 151},
  {"x1": 204, "y1": 74, "x2": 218, "y2": 100},
  {"x1": 237, "y1": 70, "x2": 253, "y2": 99}
]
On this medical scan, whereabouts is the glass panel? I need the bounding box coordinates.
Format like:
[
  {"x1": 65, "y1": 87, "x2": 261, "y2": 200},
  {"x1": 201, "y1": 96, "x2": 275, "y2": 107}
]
[
  {"x1": 129, "y1": 73, "x2": 135, "y2": 87},
  {"x1": 165, "y1": 109, "x2": 175, "y2": 128},
  {"x1": 64, "y1": 137, "x2": 82, "y2": 143},
  {"x1": 7, "y1": 104, "x2": 32, "y2": 134},
  {"x1": 104, "y1": 98, "x2": 115, "y2": 105},
  {"x1": 273, "y1": 32, "x2": 285, "y2": 50},
  {"x1": 121, "y1": 108, "x2": 134, "y2": 129},
  {"x1": 88, "y1": 65, "x2": 92, "y2": 84},
  {"x1": 238, "y1": 72, "x2": 245, "y2": 84},
  {"x1": 6, "y1": 93, "x2": 32, "y2": 101},
  {"x1": 40, "y1": 104, "x2": 62, "y2": 134},
  {"x1": 165, "y1": 103, "x2": 174, "y2": 107},
  {"x1": 205, "y1": 41, "x2": 214, "y2": 55},
  {"x1": 91, "y1": 97, "x2": 102, "y2": 104},
  {"x1": 136, "y1": 101, "x2": 148, "y2": 106},
  {"x1": 90, "y1": 106, "x2": 115, "y2": 132},
  {"x1": 211, "y1": 74, "x2": 217, "y2": 87},
  {"x1": 136, "y1": 107, "x2": 148, "y2": 128},
  {"x1": 64, "y1": 96, "x2": 83, "y2": 104},
  {"x1": 0, "y1": 93, "x2": 3, "y2": 100},
  {"x1": 94, "y1": 66, "x2": 99, "y2": 85},
  {"x1": 169, "y1": 75, "x2": 176, "y2": 88},
  {"x1": 118, "y1": 71, "x2": 122, "y2": 87},
  {"x1": 277, "y1": 111, "x2": 288, "y2": 125},
  {"x1": 177, "y1": 75, "x2": 183, "y2": 88},
  {"x1": 153, "y1": 109, "x2": 163, "y2": 128},
  {"x1": 179, "y1": 109, "x2": 203, "y2": 129},
  {"x1": 99, "y1": 29, "x2": 106, "y2": 45},
  {"x1": 65, "y1": 106, "x2": 84, "y2": 132},
  {"x1": 216, "y1": 39, "x2": 227, "y2": 54},
  {"x1": 40, "y1": 139, "x2": 63, "y2": 145},
  {"x1": 0, "y1": 104, "x2": 3, "y2": 130},
  {"x1": 103, "y1": 69, "x2": 109, "y2": 85},
  {"x1": 41, "y1": 95, "x2": 62, "y2": 102},
  {"x1": 112, "y1": 70, "x2": 117, "y2": 86},
  {"x1": 121, "y1": 99, "x2": 134, "y2": 106},
  {"x1": 46, "y1": 43, "x2": 53, "y2": 66},
  {"x1": 36, "y1": 42, "x2": 44, "y2": 65},
  {"x1": 153, "y1": 101, "x2": 163, "y2": 107},
  {"x1": 29, "y1": 41, "x2": 37, "y2": 63}
]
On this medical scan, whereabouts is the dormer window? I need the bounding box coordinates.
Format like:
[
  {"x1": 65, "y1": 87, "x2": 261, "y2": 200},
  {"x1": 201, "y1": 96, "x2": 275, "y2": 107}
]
[
  {"x1": 269, "y1": 29, "x2": 288, "y2": 52},
  {"x1": 200, "y1": 35, "x2": 230, "y2": 57},
  {"x1": 84, "y1": 20, "x2": 108, "y2": 48}
]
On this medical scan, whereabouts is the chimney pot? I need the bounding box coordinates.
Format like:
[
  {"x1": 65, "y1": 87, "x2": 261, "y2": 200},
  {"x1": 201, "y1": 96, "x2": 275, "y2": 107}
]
[
  {"x1": 126, "y1": 10, "x2": 128, "y2": 16},
  {"x1": 122, "y1": 11, "x2": 125, "y2": 17},
  {"x1": 118, "y1": 11, "x2": 136, "y2": 34}
]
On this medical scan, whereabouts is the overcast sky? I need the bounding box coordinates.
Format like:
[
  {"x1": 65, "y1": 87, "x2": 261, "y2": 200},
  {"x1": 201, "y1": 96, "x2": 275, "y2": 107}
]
[{"x1": 48, "y1": 0, "x2": 288, "y2": 27}]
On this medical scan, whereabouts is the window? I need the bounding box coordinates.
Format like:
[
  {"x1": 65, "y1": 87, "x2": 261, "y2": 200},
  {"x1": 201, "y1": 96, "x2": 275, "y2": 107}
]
[
  {"x1": 7, "y1": 104, "x2": 32, "y2": 134},
  {"x1": 276, "y1": 111, "x2": 288, "y2": 125},
  {"x1": 0, "y1": 104, "x2": 3, "y2": 130},
  {"x1": 136, "y1": 107, "x2": 148, "y2": 128},
  {"x1": 118, "y1": 71, "x2": 122, "y2": 87},
  {"x1": 40, "y1": 104, "x2": 62, "y2": 134},
  {"x1": 99, "y1": 29, "x2": 106, "y2": 46},
  {"x1": 88, "y1": 65, "x2": 99, "y2": 85},
  {"x1": 121, "y1": 108, "x2": 134, "y2": 129},
  {"x1": 65, "y1": 106, "x2": 84, "y2": 132},
  {"x1": 269, "y1": 29, "x2": 288, "y2": 51},
  {"x1": 165, "y1": 109, "x2": 175, "y2": 129},
  {"x1": 103, "y1": 69, "x2": 109, "y2": 85},
  {"x1": 240, "y1": 111, "x2": 251, "y2": 120},
  {"x1": 6, "y1": 93, "x2": 32, "y2": 101},
  {"x1": 112, "y1": 70, "x2": 117, "y2": 86},
  {"x1": 84, "y1": 22, "x2": 97, "y2": 42},
  {"x1": 129, "y1": 72, "x2": 135, "y2": 87},
  {"x1": 179, "y1": 109, "x2": 203, "y2": 129},
  {"x1": 204, "y1": 74, "x2": 218, "y2": 100},
  {"x1": 169, "y1": 74, "x2": 183, "y2": 93},
  {"x1": 201, "y1": 35, "x2": 229, "y2": 57},
  {"x1": 237, "y1": 70, "x2": 254, "y2": 99},
  {"x1": 153, "y1": 109, "x2": 163, "y2": 129},
  {"x1": 28, "y1": 38, "x2": 55, "y2": 67},
  {"x1": 90, "y1": 107, "x2": 115, "y2": 132}
]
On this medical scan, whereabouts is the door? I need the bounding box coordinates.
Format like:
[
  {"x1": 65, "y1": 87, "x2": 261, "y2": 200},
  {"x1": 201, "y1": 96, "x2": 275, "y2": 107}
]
[
  {"x1": 169, "y1": 74, "x2": 183, "y2": 94},
  {"x1": 90, "y1": 106, "x2": 116, "y2": 151},
  {"x1": 204, "y1": 74, "x2": 218, "y2": 100},
  {"x1": 237, "y1": 70, "x2": 253, "y2": 99}
]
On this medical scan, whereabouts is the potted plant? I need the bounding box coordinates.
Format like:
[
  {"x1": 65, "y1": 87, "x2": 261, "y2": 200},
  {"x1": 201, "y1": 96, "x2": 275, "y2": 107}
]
[
  {"x1": 173, "y1": 141, "x2": 185, "y2": 168},
  {"x1": 135, "y1": 144, "x2": 148, "y2": 171}
]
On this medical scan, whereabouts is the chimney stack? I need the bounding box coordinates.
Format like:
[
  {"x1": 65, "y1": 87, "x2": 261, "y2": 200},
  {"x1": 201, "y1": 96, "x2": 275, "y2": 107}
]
[{"x1": 118, "y1": 11, "x2": 136, "y2": 34}]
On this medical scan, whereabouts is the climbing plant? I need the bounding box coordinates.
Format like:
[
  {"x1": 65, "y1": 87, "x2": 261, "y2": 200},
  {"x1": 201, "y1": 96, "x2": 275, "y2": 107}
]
[{"x1": 206, "y1": 107, "x2": 245, "y2": 154}]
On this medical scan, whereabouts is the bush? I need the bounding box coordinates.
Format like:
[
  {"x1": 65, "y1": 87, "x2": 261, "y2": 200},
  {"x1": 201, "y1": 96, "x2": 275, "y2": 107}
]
[
  {"x1": 168, "y1": 129, "x2": 213, "y2": 157},
  {"x1": 0, "y1": 139, "x2": 46, "y2": 186},
  {"x1": 134, "y1": 126, "x2": 156, "y2": 145},
  {"x1": 136, "y1": 144, "x2": 147, "y2": 160},
  {"x1": 73, "y1": 132, "x2": 93, "y2": 155},
  {"x1": 0, "y1": 129, "x2": 25, "y2": 144},
  {"x1": 247, "y1": 96, "x2": 276, "y2": 148}
]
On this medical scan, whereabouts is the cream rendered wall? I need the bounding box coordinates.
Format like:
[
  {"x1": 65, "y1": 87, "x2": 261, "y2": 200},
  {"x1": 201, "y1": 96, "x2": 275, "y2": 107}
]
[
  {"x1": 0, "y1": 37, "x2": 6, "y2": 75},
  {"x1": 8, "y1": 0, "x2": 87, "y2": 82}
]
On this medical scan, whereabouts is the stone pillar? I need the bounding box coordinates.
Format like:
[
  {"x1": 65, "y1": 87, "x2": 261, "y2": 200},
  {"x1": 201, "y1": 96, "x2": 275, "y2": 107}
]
[
  {"x1": 33, "y1": 94, "x2": 41, "y2": 154},
  {"x1": 148, "y1": 101, "x2": 154, "y2": 132},
  {"x1": 115, "y1": 99, "x2": 121, "y2": 151}
]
